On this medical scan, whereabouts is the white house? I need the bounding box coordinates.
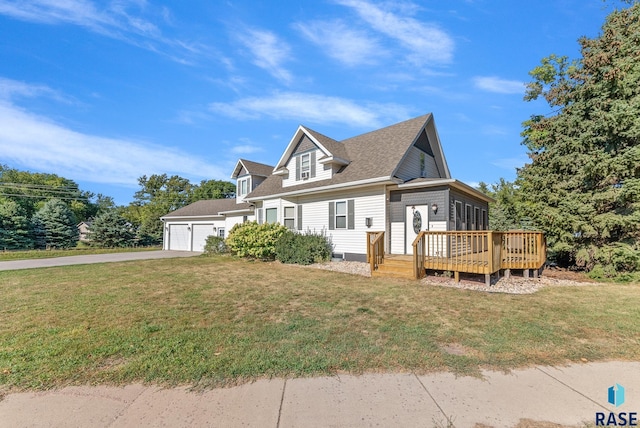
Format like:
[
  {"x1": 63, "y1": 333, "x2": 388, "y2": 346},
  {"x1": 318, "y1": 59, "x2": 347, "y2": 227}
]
[{"x1": 161, "y1": 113, "x2": 492, "y2": 259}]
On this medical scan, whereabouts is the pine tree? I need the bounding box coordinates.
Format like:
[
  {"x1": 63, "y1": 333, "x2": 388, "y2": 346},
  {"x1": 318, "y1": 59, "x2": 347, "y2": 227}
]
[
  {"x1": 32, "y1": 198, "x2": 79, "y2": 249},
  {"x1": 89, "y1": 210, "x2": 135, "y2": 248},
  {"x1": 519, "y1": 3, "x2": 640, "y2": 274},
  {"x1": 0, "y1": 200, "x2": 35, "y2": 250}
]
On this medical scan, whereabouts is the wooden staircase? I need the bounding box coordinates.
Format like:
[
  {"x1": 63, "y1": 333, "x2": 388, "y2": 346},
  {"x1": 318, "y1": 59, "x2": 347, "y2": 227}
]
[{"x1": 371, "y1": 255, "x2": 415, "y2": 279}]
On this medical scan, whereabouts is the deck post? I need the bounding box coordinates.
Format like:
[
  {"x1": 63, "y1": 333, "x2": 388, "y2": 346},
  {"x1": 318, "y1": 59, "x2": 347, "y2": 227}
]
[
  {"x1": 484, "y1": 273, "x2": 491, "y2": 286},
  {"x1": 454, "y1": 271, "x2": 460, "y2": 282},
  {"x1": 533, "y1": 269, "x2": 539, "y2": 278},
  {"x1": 504, "y1": 269, "x2": 510, "y2": 279},
  {"x1": 524, "y1": 269, "x2": 530, "y2": 279}
]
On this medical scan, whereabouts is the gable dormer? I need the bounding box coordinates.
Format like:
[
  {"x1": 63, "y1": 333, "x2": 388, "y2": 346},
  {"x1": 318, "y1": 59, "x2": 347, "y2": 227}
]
[
  {"x1": 231, "y1": 159, "x2": 273, "y2": 203},
  {"x1": 273, "y1": 126, "x2": 350, "y2": 188}
]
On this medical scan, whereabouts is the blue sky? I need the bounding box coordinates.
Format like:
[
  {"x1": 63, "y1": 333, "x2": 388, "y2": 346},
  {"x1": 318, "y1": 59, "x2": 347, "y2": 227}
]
[{"x1": 0, "y1": 0, "x2": 618, "y2": 205}]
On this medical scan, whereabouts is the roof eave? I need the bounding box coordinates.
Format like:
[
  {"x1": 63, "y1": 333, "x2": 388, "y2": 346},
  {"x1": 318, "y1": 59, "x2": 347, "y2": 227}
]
[{"x1": 245, "y1": 176, "x2": 395, "y2": 201}]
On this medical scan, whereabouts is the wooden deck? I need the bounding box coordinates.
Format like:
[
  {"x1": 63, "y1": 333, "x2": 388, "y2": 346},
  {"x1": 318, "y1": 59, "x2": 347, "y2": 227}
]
[{"x1": 367, "y1": 230, "x2": 546, "y2": 283}]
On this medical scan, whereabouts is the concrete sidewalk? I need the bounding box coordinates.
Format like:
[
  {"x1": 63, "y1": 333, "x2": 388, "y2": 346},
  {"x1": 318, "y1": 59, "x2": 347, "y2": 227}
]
[
  {"x1": 1, "y1": 361, "x2": 638, "y2": 427},
  {"x1": 0, "y1": 250, "x2": 200, "y2": 271}
]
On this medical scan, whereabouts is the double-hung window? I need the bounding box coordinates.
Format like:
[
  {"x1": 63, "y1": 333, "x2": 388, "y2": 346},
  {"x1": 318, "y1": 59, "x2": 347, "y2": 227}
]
[
  {"x1": 335, "y1": 201, "x2": 347, "y2": 229},
  {"x1": 238, "y1": 177, "x2": 250, "y2": 197},
  {"x1": 301, "y1": 153, "x2": 310, "y2": 179},
  {"x1": 284, "y1": 206, "x2": 295, "y2": 229},
  {"x1": 329, "y1": 200, "x2": 354, "y2": 230}
]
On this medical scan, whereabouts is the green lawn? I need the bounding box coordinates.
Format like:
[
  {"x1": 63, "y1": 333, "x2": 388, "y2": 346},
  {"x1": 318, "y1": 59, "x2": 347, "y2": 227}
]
[
  {"x1": 1, "y1": 256, "x2": 638, "y2": 392},
  {"x1": 0, "y1": 246, "x2": 161, "y2": 261}
]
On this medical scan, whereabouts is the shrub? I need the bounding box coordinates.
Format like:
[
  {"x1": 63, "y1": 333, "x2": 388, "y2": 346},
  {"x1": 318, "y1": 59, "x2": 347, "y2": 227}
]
[
  {"x1": 203, "y1": 235, "x2": 227, "y2": 255},
  {"x1": 89, "y1": 210, "x2": 135, "y2": 248},
  {"x1": 275, "y1": 230, "x2": 333, "y2": 265},
  {"x1": 225, "y1": 221, "x2": 289, "y2": 260}
]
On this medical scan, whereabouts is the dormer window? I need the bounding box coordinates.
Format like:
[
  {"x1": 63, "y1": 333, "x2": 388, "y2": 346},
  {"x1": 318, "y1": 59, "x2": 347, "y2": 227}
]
[
  {"x1": 238, "y1": 177, "x2": 250, "y2": 197},
  {"x1": 300, "y1": 153, "x2": 310, "y2": 180}
]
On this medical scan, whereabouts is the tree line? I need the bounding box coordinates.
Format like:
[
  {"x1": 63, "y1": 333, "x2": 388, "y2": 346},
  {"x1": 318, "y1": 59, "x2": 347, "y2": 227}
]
[
  {"x1": 480, "y1": 2, "x2": 640, "y2": 279},
  {"x1": 0, "y1": 165, "x2": 235, "y2": 250}
]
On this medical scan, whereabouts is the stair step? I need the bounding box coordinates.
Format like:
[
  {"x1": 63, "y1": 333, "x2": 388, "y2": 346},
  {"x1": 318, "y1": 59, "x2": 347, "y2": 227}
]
[
  {"x1": 377, "y1": 265, "x2": 413, "y2": 274},
  {"x1": 372, "y1": 270, "x2": 415, "y2": 279}
]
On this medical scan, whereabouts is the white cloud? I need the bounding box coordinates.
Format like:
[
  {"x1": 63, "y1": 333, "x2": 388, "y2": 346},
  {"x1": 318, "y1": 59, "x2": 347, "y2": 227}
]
[
  {"x1": 473, "y1": 76, "x2": 525, "y2": 94},
  {"x1": 294, "y1": 19, "x2": 382, "y2": 67},
  {"x1": 231, "y1": 144, "x2": 263, "y2": 155},
  {"x1": 236, "y1": 28, "x2": 292, "y2": 83},
  {"x1": 0, "y1": 79, "x2": 225, "y2": 186},
  {"x1": 209, "y1": 91, "x2": 411, "y2": 128},
  {"x1": 0, "y1": 77, "x2": 75, "y2": 104},
  {"x1": 334, "y1": 0, "x2": 454, "y2": 65},
  {"x1": 0, "y1": 0, "x2": 204, "y2": 64}
]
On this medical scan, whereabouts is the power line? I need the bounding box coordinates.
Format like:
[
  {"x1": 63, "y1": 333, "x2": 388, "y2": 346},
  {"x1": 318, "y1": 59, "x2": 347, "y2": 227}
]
[{"x1": 0, "y1": 193, "x2": 89, "y2": 201}]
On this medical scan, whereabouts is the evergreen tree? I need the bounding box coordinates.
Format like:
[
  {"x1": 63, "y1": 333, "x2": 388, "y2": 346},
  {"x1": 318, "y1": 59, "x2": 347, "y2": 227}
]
[
  {"x1": 89, "y1": 210, "x2": 135, "y2": 248},
  {"x1": 0, "y1": 199, "x2": 34, "y2": 250},
  {"x1": 519, "y1": 3, "x2": 640, "y2": 273},
  {"x1": 32, "y1": 198, "x2": 79, "y2": 249}
]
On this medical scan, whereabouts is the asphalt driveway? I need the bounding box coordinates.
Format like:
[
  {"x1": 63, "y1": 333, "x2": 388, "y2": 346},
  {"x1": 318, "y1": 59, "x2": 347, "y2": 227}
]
[{"x1": 0, "y1": 250, "x2": 200, "y2": 271}]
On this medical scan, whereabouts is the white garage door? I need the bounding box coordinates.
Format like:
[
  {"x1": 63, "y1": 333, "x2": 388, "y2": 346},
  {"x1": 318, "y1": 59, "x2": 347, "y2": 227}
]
[
  {"x1": 192, "y1": 224, "x2": 215, "y2": 252},
  {"x1": 168, "y1": 224, "x2": 190, "y2": 251}
]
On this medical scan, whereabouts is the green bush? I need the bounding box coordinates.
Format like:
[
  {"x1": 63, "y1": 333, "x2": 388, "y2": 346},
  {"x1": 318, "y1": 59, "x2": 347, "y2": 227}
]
[
  {"x1": 275, "y1": 230, "x2": 333, "y2": 265},
  {"x1": 203, "y1": 235, "x2": 227, "y2": 255},
  {"x1": 225, "y1": 221, "x2": 288, "y2": 260}
]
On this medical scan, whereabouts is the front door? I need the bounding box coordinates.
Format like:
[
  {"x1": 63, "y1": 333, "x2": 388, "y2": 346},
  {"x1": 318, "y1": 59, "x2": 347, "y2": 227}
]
[{"x1": 405, "y1": 205, "x2": 429, "y2": 254}]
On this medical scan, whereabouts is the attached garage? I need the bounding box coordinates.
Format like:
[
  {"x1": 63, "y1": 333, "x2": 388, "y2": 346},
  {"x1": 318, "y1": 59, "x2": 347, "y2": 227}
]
[
  {"x1": 168, "y1": 224, "x2": 189, "y2": 251},
  {"x1": 161, "y1": 199, "x2": 254, "y2": 252},
  {"x1": 192, "y1": 224, "x2": 215, "y2": 252}
]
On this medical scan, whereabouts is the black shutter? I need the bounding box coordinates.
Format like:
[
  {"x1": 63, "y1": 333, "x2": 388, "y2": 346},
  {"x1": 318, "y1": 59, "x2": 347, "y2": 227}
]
[
  {"x1": 347, "y1": 199, "x2": 355, "y2": 230},
  {"x1": 296, "y1": 156, "x2": 301, "y2": 181},
  {"x1": 311, "y1": 151, "x2": 316, "y2": 178},
  {"x1": 297, "y1": 205, "x2": 303, "y2": 231},
  {"x1": 328, "y1": 202, "x2": 335, "y2": 230}
]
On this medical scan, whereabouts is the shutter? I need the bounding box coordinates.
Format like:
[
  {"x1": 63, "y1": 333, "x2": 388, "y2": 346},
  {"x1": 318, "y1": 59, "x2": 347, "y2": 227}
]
[
  {"x1": 297, "y1": 205, "x2": 303, "y2": 230},
  {"x1": 347, "y1": 199, "x2": 355, "y2": 230},
  {"x1": 257, "y1": 208, "x2": 263, "y2": 224},
  {"x1": 296, "y1": 156, "x2": 301, "y2": 181},
  {"x1": 311, "y1": 151, "x2": 316, "y2": 178},
  {"x1": 328, "y1": 202, "x2": 335, "y2": 230}
]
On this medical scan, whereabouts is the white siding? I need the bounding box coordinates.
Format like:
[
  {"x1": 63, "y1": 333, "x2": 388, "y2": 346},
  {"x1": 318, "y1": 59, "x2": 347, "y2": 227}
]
[
  {"x1": 296, "y1": 187, "x2": 385, "y2": 256},
  {"x1": 390, "y1": 222, "x2": 404, "y2": 254},
  {"x1": 282, "y1": 149, "x2": 332, "y2": 188},
  {"x1": 224, "y1": 214, "x2": 254, "y2": 233},
  {"x1": 395, "y1": 146, "x2": 440, "y2": 181}
]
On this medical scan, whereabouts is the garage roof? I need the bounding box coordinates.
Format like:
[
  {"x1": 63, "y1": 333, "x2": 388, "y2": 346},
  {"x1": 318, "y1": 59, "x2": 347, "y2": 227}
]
[{"x1": 161, "y1": 198, "x2": 251, "y2": 219}]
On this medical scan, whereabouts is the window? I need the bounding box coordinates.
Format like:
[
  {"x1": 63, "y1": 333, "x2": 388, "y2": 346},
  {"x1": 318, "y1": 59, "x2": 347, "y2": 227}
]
[
  {"x1": 329, "y1": 200, "x2": 354, "y2": 230},
  {"x1": 265, "y1": 208, "x2": 277, "y2": 224},
  {"x1": 474, "y1": 207, "x2": 480, "y2": 231},
  {"x1": 284, "y1": 206, "x2": 295, "y2": 229},
  {"x1": 301, "y1": 153, "x2": 310, "y2": 179},
  {"x1": 335, "y1": 201, "x2": 347, "y2": 229},
  {"x1": 238, "y1": 177, "x2": 250, "y2": 197},
  {"x1": 465, "y1": 204, "x2": 472, "y2": 231},
  {"x1": 218, "y1": 228, "x2": 225, "y2": 238},
  {"x1": 455, "y1": 201, "x2": 463, "y2": 230},
  {"x1": 482, "y1": 209, "x2": 488, "y2": 230}
]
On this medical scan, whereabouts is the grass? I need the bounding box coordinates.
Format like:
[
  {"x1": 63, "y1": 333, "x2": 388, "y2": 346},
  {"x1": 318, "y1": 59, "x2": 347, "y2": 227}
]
[
  {"x1": 1, "y1": 256, "x2": 639, "y2": 391},
  {"x1": 0, "y1": 246, "x2": 161, "y2": 261}
]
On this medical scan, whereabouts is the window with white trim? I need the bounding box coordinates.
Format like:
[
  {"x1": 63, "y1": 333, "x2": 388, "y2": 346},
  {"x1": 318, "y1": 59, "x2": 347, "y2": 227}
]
[
  {"x1": 218, "y1": 228, "x2": 225, "y2": 238},
  {"x1": 335, "y1": 201, "x2": 347, "y2": 229},
  {"x1": 283, "y1": 206, "x2": 295, "y2": 229},
  {"x1": 455, "y1": 201, "x2": 463, "y2": 230},
  {"x1": 301, "y1": 153, "x2": 310, "y2": 179},
  {"x1": 238, "y1": 177, "x2": 250, "y2": 197},
  {"x1": 465, "y1": 204, "x2": 472, "y2": 231},
  {"x1": 265, "y1": 208, "x2": 277, "y2": 224}
]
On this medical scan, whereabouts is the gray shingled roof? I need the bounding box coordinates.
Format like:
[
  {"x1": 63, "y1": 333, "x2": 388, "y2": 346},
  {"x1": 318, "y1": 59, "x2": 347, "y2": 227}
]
[
  {"x1": 239, "y1": 159, "x2": 274, "y2": 177},
  {"x1": 247, "y1": 114, "x2": 432, "y2": 199},
  {"x1": 162, "y1": 198, "x2": 251, "y2": 218},
  {"x1": 304, "y1": 127, "x2": 349, "y2": 161}
]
